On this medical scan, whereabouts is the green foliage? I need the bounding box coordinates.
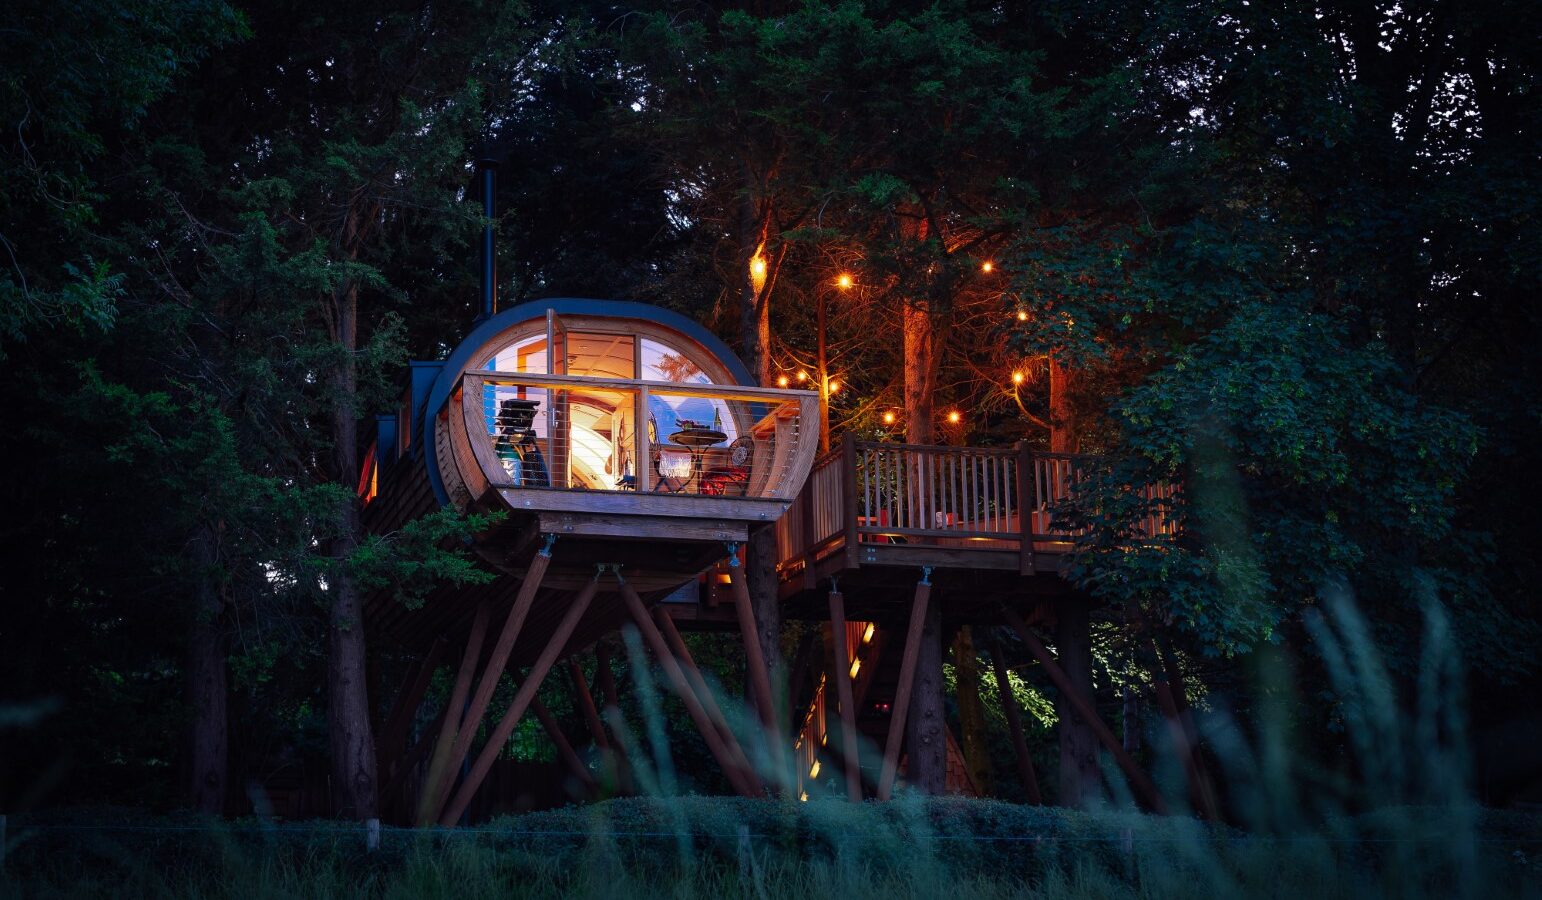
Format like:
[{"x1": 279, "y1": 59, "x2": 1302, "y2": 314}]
[{"x1": 346, "y1": 509, "x2": 502, "y2": 610}]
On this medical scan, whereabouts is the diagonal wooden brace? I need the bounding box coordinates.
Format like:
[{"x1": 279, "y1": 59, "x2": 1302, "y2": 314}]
[
  {"x1": 828, "y1": 588, "x2": 864, "y2": 801},
  {"x1": 439, "y1": 570, "x2": 600, "y2": 826},
  {"x1": 1000, "y1": 604, "x2": 1169, "y2": 814},
  {"x1": 877, "y1": 569, "x2": 933, "y2": 801},
  {"x1": 615, "y1": 574, "x2": 761, "y2": 798},
  {"x1": 416, "y1": 600, "x2": 492, "y2": 825},
  {"x1": 987, "y1": 631, "x2": 1042, "y2": 805}
]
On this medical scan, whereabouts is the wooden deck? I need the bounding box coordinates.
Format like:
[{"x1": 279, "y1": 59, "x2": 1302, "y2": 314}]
[{"x1": 773, "y1": 435, "x2": 1176, "y2": 617}]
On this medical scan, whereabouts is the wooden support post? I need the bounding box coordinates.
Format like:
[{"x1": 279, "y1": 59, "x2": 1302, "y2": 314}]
[
  {"x1": 568, "y1": 659, "x2": 609, "y2": 749},
  {"x1": 1000, "y1": 605, "x2": 1169, "y2": 814},
  {"x1": 530, "y1": 695, "x2": 598, "y2": 794},
  {"x1": 377, "y1": 636, "x2": 447, "y2": 778},
  {"x1": 382, "y1": 703, "x2": 446, "y2": 814},
  {"x1": 1149, "y1": 639, "x2": 1220, "y2": 820},
  {"x1": 1154, "y1": 635, "x2": 1219, "y2": 816},
  {"x1": 827, "y1": 588, "x2": 863, "y2": 801},
  {"x1": 653, "y1": 607, "x2": 762, "y2": 791},
  {"x1": 841, "y1": 433, "x2": 860, "y2": 568},
  {"x1": 439, "y1": 572, "x2": 600, "y2": 826},
  {"x1": 1017, "y1": 441, "x2": 1036, "y2": 575},
  {"x1": 724, "y1": 545, "x2": 778, "y2": 732},
  {"x1": 592, "y1": 641, "x2": 635, "y2": 794},
  {"x1": 987, "y1": 632, "x2": 1042, "y2": 804},
  {"x1": 616, "y1": 576, "x2": 761, "y2": 798},
  {"x1": 416, "y1": 600, "x2": 492, "y2": 825},
  {"x1": 433, "y1": 538, "x2": 556, "y2": 817},
  {"x1": 877, "y1": 570, "x2": 933, "y2": 801}
]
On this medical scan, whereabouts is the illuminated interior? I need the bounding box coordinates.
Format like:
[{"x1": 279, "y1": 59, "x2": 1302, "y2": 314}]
[{"x1": 477, "y1": 323, "x2": 743, "y2": 492}]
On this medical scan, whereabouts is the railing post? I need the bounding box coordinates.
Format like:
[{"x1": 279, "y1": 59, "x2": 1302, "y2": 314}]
[
  {"x1": 1017, "y1": 441, "x2": 1036, "y2": 575},
  {"x1": 636, "y1": 385, "x2": 651, "y2": 492},
  {"x1": 841, "y1": 433, "x2": 860, "y2": 568},
  {"x1": 800, "y1": 474, "x2": 818, "y2": 589}
]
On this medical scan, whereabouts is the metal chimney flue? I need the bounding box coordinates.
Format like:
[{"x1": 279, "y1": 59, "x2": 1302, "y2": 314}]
[{"x1": 475, "y1": 157, "x2": 498, "y2": 323}]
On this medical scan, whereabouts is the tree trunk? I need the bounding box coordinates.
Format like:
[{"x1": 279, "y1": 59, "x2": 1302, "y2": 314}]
[
  {"x1": 903, "y1": 298, "x2": 936, "y2": 444},
  {"x1": 1054, "y1": 597, "x2": 1099, "y2": 807},
  {"x1": 1048, "y1": 357, "x2": 1078, "y2": 453},
  {"x1": 325, "y1": 211, "x2": 377, "y2": 819},
  {"x1": 952, "y1": 626, "x2": 993, "y2": 795},
  {"x1": 904, "y1": 594, "x2": 946, "y2": 793},
  {"x1": 187, "y1": 524, "x2": 227, "y2": 815}
]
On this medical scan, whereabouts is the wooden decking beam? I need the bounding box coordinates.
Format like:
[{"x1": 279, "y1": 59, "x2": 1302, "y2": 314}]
[
  {"x1": 1000, "y1": 605, "x2": 1169, "y2": 814},
  {"x1": 828, "y1": 588, "x2": 863, "y2": 801},
  {"x1": 987, "y1": 632, "x2": 1042, "y2": 805},
  {"x1": 877, "y1": 571, "x2": 933, "y2": 801},
  {"x1": 439, "y1": 572, "x2": 601, "y2": 825},
  {"x1": 615, "y1": 576, "x2": 761, "y2": 798}
]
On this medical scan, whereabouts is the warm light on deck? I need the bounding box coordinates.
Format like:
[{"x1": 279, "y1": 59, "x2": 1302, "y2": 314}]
[
  {"x1": 862, "y1": 623, "x2": 875, "y2": 643},
  {"x1": 882, "y1": 411, "x2": 895, "y2": 425},
  {"x1": 947, "y1": 410, "x2": 962, "y2": 424},
  {"x1": 849, "y1": 658, "x2": 861, "y2": 678},
  {"x1": 981, "y1": 261, "x2": 993, "y2": 273},
  {"x1": 809, "y1": 760, "x2": 820, "y2": 778},
  {"x1": 836, "y1": 272, "x2": 854, "y2": 290}
]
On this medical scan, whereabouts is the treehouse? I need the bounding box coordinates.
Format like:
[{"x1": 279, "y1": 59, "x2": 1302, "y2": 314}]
[{"x1": 360, "y1": 297, "x2": 819, "y2": 824}]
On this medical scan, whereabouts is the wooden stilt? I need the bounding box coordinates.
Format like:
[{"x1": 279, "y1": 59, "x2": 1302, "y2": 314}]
[
  {"x1": 377, "y1": 637, "x2": 447, "y2": 779},
  {"x1": 724, "y1": 548, "x2": 778, "y2": 731},
  {"x1": 439, "y1": 572, "x2": 600, "y2": 826},
  {"x1": 381, "y1": 703, "x2": 446, "y2": 816},
  {"x1": 1149, "y1": 639, "x2": 1220, "y2": 820},
  {"x1": 591, "y1": 641, "x2": 635, "y2": 795},
  {"x1": 652, "y1": 607, "x2": 761, "y2": 788},
  {"x1": 432, "y1": 540, "x2": 556, "y2": 817},
  {"x1": 877, "y1": 571, "x2": 933, "y2": 801},
  {"x1": 416, "y1": 600, "x2": 492, "y2": 825},
  {"x1": 530, "y1": 695, "x2": 597, "y2": 794},
  {"x1": 1000, "y1": 605, "x2": 1169, "y2": 814},
  {"x1": 615, "y1": 576, "x2": 761, "y2": 798},
  {"x1": 1153, "y1": 635, "x2": 1220, "y2": 818},
  {"x1": 827, "y1": 588, "x2": 864, "y2": 801},
  {"x1": 987, "y1": 632, "x2": 1042, "y2": 804},
  {"x1": 567, "y1": 659, "x2": 609, "y2": 750}
]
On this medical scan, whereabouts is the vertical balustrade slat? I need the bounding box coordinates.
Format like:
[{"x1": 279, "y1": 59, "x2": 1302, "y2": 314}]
[
  {"x1": 1017, "y1": 442, "x2": 1035, "y2": 575},
  {"x1": 843, "y1": 434, "x2": 859, "y2": 567}
]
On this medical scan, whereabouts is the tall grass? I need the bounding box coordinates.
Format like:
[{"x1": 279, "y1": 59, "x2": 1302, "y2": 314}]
[{"x1": 3, "y1": 590, "x2": 1537, "y2": 898}]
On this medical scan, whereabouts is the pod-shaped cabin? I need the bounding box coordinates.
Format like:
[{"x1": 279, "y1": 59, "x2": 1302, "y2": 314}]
[{"x1": 366, "y1": 298, "x2": 819, "y2": 598}]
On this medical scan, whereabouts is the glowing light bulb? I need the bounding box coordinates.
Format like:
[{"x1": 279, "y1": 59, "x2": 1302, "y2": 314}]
[
  {"x1": 862, "y1": 622, "x2": 875, "y2": 643},
  {"x1": 1012, "y1": 371, "x2": 1024, "y2": 385},
  {"x1": 849, "y1": 658, "x2": 862, "y2": 678},
  {"x1": 827, "y1": 381, "x2": 839, "y2": 394},
  {"x1": 882, "y1": 411, "x2": 895, "y2": 425},
  {"x1": 796, "y1": 371, "x2": 808, "y2": 382},
  {"x1": 836, "y1": 272, "x2": 854, "y2": 290},
  {"x1": 1017, "y1": 310, "x2": 1028, "y2": 321},
  {"x1": 981, "y1": 261, "x2": 994, "y2": 273},
  {"x1": 809, "y1": 760, "x2": 821, "y2": 778},
  {"x1": 777, "y1": 375, "x2": 789, "y2": 387},
  {"x1": 947, "y1": 410, "x2": 962, "y2": 424},
  {"x1": 749, "y1": 252, "x2": 767, "y2": 291}
]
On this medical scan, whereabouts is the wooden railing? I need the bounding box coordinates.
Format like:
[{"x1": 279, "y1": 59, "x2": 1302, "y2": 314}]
[{"x1": 775, "y1": 435, "x2": 1178, "y2": 577}]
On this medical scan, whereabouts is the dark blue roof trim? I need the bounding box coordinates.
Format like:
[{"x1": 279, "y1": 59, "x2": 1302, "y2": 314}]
[{"x1": 420, "y1": 298, "x2": 753, "y2": 507}]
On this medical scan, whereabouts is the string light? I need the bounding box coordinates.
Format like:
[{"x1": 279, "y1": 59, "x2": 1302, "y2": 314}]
[
  {"x1": 849, "y1": 658, "x2": 862, "y2": 678},
  {"x1": 862, "y1": 623, "x2": 875, "y2": 643},
  {"x1": 981, "y1": 261, "x2": 994, "y2": 273},
  {"x1": 1016, "y1": 310, "x2": 1028, "y2": 321},
  {"x1": 882, "y1": 411, "x2": 895, "y2": 425},
  {"x1": 777, "y1": 374, "x2": 789, "y2": 387},
  {"x1": 1012, "y1": 371, "x2": 1025, "y2": 385},
  {"x1": 947, "y1": 410, "x2": 962, "y2": 424},
  {"x1": 836, "y1": 272, "x2": 854, "y2": 290},
  {"x1": 827, "y1": 380, "x2": 839, "y2": 394},
  {"x1": 796, "y1": 371, "x2": 808, "y2": 382},
  {"x1": 750, "y1": 253, "x2": 768, "y2": 292}
]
